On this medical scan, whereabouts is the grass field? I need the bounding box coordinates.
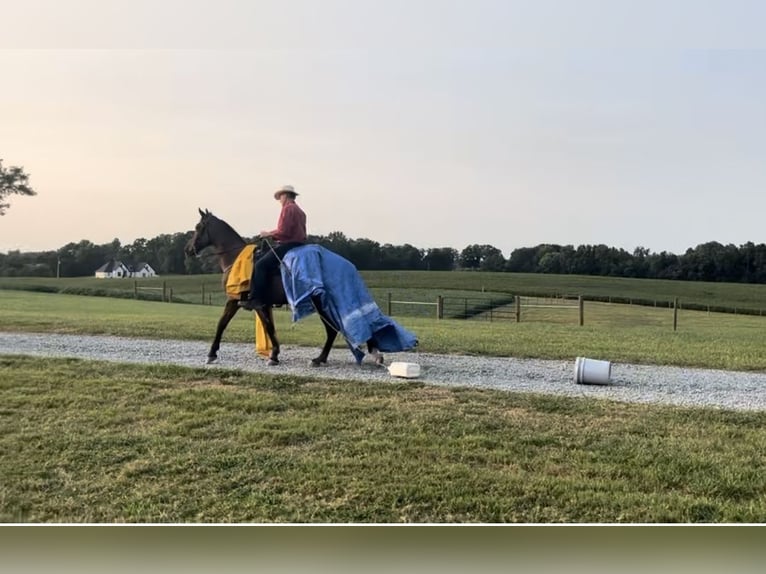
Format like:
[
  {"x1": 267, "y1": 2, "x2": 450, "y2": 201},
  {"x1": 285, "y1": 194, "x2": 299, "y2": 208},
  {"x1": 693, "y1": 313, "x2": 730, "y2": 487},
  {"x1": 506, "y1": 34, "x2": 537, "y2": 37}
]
[
  {"x1": 3, "y1": 270, "x2": 766, "y2": 312},
  {"x1": 2, "y1": 289, "x2": 765, "y2": 370},
  {"x1": 3, "y1": 355, "x2": 766, "y2": 523},
  {"x1": 3, "y1": 275, "x2": 766, "y2": 523}
]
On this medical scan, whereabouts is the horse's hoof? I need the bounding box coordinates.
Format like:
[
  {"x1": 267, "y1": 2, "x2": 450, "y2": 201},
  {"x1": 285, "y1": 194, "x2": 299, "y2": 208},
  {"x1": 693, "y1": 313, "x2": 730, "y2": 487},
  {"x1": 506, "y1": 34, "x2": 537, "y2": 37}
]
[
  {"x1": 267, "y1": 359, "x2": 279, "y2": 366},
  {"x1": 206, "y1": 356, "x2": 218, "y2": 364},
  {"x1": 374, "y1": 355, "x2": 385, "y2": 365},
  {"x1": 310, "y1": 358, "x2": 326, "y2": 367}
]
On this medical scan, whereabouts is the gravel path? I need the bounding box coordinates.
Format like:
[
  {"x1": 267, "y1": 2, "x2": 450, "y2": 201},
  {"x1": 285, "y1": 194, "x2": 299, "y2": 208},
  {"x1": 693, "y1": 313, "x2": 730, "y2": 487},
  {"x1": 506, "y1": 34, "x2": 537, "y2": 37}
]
[{"x1": 3, "y1": 331, "x2": 766, "y2": 412}]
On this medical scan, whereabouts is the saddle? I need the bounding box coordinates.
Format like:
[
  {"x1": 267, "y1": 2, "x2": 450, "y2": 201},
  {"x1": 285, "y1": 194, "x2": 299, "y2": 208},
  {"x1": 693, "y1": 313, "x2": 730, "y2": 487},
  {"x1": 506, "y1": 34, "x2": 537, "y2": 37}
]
[{"x1": 225, "y1": 244, "x2": 285, "y2": 306}]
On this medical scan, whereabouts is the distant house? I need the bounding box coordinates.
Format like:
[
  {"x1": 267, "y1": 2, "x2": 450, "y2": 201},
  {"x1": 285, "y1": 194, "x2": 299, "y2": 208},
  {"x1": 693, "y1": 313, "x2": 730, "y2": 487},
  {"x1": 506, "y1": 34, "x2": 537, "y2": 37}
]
[
  {"x1": 94, "y1": 260, "x2": 131, "y2": 279},
  {"x1": 94, "y1": 260, "x2": 158, "y2": 279},
  {"x1": 131, "y1": 262, "x2": 157, "y2": 278}
]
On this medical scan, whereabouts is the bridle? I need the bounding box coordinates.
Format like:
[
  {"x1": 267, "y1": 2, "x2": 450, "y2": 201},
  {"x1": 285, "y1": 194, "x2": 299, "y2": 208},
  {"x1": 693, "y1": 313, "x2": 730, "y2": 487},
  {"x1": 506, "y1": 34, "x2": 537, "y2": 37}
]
[
  {"x1": 188, "y1": 217, "x2": 255, "y2": 275},
  {"x1": 189, "y1": 217, "x2": 248, "y2": 258}
]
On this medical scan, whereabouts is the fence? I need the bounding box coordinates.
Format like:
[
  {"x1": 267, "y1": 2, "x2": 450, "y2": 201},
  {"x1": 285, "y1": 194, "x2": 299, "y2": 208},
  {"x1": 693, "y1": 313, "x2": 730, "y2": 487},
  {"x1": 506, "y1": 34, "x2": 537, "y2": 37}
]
[
  {"x1": 167, "y1": 283, "x2": 766, "y2": 332},
  {"x1": 439, "y1": 294, "x2": 583, "y2": 323},
  {"x1": 134, "y1": 280, "x2": 172, "y2": 302},
  {"x1": 384, "y1": 293, "x2": 578, "y2": 322},
  {"x1": 383, "y1": 293, "x2": 755, "y2": 332},
  {"x1": 201, "y1": 283, "x2": 216, "y2": 306},
  {"x1": 385, "y1": 292, "x2": 441, "y2": 319}
]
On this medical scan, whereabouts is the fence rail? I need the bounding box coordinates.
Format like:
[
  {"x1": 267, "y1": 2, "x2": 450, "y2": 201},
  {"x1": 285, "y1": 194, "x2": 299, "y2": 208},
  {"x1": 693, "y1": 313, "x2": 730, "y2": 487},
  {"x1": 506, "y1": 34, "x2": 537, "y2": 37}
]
[
  {"x1": 134, "y1": 280, "x2": 171, "y2": 302},
  {"x1": 179, "y1": 283, "x2": 766, "y2": 332},
  {"x1": 384, "y1": 292, "x2": 766, "y2": 332}
]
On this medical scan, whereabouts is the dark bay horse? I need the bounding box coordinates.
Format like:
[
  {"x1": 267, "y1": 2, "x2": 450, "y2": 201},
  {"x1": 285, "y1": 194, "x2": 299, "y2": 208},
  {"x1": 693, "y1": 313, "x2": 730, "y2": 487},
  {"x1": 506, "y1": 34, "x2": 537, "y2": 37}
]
[{"x1": 184, "y1": 208, "x2": 383, "y2": 367}]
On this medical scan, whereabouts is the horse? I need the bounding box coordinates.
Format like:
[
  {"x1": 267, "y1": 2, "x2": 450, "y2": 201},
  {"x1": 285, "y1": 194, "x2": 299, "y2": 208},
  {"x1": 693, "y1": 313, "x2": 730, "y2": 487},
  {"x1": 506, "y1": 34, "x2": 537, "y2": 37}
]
[{"x1": 184, "y1": 208, "x2": 385, "y2": 367}]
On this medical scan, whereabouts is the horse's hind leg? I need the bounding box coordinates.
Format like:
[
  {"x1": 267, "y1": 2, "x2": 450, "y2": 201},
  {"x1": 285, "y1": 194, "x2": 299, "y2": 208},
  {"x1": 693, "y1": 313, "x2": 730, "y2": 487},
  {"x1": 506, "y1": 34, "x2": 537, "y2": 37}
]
[
  {"x1": 367, "y1": 341, "x2": 385, "y2": 365},
  {"x1": 208, "y1": 299, "x2": 240, "y2": 364},
  {"x1": 311, "y1": 296, "x2": 338, "y2": 367}
]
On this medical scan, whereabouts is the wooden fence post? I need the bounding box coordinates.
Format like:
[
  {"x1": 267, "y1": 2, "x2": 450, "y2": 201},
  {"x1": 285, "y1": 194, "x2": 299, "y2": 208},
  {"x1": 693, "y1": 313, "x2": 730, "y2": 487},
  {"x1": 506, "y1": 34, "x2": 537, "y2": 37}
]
[
  {"x1": 387, "y1": 292, "x2": 392, "y2": 316},
  {"x1": 515, "y1": 296, "x2": 521, "y2": 323},
  {"x1": 673, "y1": 297, "x2": 679, "y2": 331},
  {"x1": 579, "y1": 296, "x2": 584, "y2": 326},
  {"x1": 436, "y1": 296, "x2": 443, "y2": 320},
  {"x1": 134, "y1": 280, "x2": 138, "y2": 299},
  {"x1": 162, "y1": 281, "x2": 167, "y2": 302}
]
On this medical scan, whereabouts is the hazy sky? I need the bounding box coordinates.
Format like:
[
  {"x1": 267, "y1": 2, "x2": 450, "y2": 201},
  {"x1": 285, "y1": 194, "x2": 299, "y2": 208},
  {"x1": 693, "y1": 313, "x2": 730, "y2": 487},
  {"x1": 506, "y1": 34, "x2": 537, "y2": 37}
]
[{"x1": 2, "y1": 0, "x2": 765, "y2": 256}]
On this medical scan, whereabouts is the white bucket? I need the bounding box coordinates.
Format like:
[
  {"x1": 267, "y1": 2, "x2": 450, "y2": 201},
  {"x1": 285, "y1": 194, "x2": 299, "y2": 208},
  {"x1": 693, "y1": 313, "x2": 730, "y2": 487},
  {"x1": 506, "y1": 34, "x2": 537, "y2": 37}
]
[
  {"x1": 574, "y1": 357, "x2": 612, "y2": 385},
  {"x1": 388, "y1": 362, "x2": 421, "y2": 379}
]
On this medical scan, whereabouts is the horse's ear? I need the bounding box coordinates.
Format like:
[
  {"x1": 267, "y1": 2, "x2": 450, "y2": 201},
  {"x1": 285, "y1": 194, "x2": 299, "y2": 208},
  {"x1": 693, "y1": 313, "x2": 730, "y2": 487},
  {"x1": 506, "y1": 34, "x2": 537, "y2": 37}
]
[{"x1": 198, "y1": 208, "x2": 205, "y2": 218}]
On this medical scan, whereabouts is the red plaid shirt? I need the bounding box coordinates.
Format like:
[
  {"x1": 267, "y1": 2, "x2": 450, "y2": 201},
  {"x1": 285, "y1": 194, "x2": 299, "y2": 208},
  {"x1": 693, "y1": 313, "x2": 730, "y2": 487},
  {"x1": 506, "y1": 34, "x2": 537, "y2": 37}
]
[{"x1": 273, "y1": 201, "x2": 307, "y2": 243}]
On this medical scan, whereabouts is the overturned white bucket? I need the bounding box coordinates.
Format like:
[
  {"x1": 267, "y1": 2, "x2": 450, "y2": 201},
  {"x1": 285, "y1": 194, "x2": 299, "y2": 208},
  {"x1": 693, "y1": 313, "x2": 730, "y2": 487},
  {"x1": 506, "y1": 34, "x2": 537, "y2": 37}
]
[
  {"x1": 387, "y1": 362, "x2": 421, "y2": 379},
  {"x1": 574, "y1": 357, "x2": 612, "y2": 385}
]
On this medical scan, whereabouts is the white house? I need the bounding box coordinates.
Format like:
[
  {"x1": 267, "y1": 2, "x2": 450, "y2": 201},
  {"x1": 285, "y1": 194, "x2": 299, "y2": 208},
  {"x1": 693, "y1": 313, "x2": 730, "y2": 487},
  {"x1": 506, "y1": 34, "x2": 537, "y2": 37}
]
[
  {"x1": 94, "y1": 260, "x2": 131, "y2": 279},
  {"x1": 94, "y1": 260, "x2": 158, "y2": 279},
  {"x1": 131, "y1": 262, "x2": 157, "y2": 278}
]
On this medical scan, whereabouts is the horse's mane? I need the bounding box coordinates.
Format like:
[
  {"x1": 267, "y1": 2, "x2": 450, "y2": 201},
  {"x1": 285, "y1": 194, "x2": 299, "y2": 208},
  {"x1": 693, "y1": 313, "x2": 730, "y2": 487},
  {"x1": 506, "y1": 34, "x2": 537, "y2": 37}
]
[{"x1": 210, "y1": 214, "x2": 247, "y2": 245}]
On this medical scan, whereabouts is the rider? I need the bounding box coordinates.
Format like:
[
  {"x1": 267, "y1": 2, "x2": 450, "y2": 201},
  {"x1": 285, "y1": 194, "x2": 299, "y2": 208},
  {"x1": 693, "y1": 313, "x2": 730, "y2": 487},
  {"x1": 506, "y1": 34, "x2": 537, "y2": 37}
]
[{"x1": 239, "y1": 185, "x2": 307, "y2": 311}]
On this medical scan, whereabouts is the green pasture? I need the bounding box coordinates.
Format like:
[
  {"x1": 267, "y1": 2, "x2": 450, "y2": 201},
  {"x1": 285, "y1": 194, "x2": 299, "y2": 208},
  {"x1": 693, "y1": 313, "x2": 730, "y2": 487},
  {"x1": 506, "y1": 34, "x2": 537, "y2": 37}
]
[
  {"x1": 3, "y1": 355, "x2": 766, "y2": 523},
  {"x1": 1, "y1": 290, "x2": 766, "y2": 370},
  {"x1": 3, "y1": 270, "x2": 766, "y2": 311},
  {"x1": 0, "y1": 275, "x2": 511, "y2": 318}
]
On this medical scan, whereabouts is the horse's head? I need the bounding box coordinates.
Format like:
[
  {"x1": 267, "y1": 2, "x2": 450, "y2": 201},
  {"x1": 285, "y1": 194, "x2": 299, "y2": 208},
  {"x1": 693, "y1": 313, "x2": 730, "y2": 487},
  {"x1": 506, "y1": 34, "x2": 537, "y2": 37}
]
[{"x1": 185, "y1": 208, "x2": 215, "y2": 257}]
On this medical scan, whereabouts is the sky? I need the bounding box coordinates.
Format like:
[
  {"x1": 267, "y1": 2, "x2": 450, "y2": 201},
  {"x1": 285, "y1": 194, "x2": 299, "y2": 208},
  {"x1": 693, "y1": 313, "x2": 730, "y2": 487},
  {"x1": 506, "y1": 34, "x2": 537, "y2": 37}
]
[{"x1": 1, "y1": 0, "x2": 765, "y2": 256}]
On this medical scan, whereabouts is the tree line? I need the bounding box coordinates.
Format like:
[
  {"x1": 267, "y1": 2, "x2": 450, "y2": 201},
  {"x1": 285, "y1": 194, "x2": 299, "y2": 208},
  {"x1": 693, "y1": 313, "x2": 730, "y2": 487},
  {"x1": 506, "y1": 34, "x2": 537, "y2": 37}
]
[
  {"x1": 3, "y1": 231, "x2": 766, "y2": 284},
  {"x1": 4, "y1": 159, "x2": 765, "y2": 283}
]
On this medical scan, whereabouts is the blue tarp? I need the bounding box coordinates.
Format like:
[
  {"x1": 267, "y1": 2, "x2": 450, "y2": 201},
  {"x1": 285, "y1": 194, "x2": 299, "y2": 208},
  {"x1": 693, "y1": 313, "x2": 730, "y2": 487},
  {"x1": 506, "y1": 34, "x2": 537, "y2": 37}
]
[{"x1": 280, "y1": 244, "x2": 418, "y2": 363}]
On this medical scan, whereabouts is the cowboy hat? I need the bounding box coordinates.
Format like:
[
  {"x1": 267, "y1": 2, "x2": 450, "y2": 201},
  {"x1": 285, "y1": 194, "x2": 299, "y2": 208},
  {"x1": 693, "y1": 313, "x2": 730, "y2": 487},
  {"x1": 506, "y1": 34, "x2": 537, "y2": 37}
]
[{"x1": 274, "y1": 185, "x2": 299, "y2": 200}]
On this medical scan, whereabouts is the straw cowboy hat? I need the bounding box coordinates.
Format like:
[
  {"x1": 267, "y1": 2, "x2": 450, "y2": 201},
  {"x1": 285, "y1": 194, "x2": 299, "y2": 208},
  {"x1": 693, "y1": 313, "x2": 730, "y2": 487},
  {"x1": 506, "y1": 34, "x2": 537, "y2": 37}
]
[{"x1": 274, "y1": 185, "x2": 299, "y2": 200}]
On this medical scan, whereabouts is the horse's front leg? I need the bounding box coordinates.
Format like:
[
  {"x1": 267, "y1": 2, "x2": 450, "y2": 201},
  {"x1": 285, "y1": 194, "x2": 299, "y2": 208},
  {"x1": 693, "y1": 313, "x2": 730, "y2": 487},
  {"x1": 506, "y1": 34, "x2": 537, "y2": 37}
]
[
  {"x1": 207, "y1": 299, "x2": 240, "y2": 364},
  {"x1": 256, "y1": 306, "x2": 281, "y2": 366}
]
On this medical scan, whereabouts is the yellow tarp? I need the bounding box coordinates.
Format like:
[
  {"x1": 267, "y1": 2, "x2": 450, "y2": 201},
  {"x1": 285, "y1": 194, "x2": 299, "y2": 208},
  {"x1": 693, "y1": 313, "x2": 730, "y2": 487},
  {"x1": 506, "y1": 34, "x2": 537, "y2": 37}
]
[
  {"x1": 225, "y1": 244, "x2": 272, "y2": 357},
  {"x1": 225, "y1": 244, "x2": 256, "y2": 299},
  {"x1": 254, "y1": 313, "x2": 271, "y2": 358}
]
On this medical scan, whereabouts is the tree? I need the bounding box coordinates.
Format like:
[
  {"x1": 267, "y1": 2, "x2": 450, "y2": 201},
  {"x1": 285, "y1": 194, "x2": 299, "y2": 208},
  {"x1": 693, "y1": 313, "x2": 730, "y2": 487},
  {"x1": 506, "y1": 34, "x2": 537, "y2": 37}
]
[
  {"x1": 459, "y1": 244, "x2": 502, "y2": 270},
  {"x1": 348, "y1": 238, "x2": 382, "y2": 270},
  {"x1": 0, "y1": 159, "x2": 36, "y2": 215},
  {"x1": 538, "y1": 251, "x2": 563, "y2": 274},
  {"x1": 379, "y1": 243, "x2": 424, "y2": 270},
  {"x1": 506, "y1": 246, "x2": 539, "y2": 272},
  {"x1": 459, "y1": 244, "x2": 483, "y2": 269},
  {"x1": 423, "y1": 247, "x2": 457, "y2": 271},
  {"x1": 481, "y1": 252, "x2": 506, "y2": 272}
]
